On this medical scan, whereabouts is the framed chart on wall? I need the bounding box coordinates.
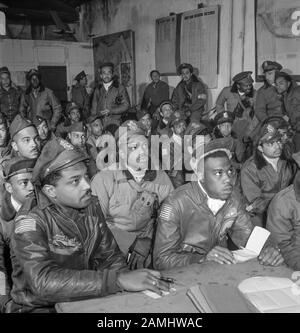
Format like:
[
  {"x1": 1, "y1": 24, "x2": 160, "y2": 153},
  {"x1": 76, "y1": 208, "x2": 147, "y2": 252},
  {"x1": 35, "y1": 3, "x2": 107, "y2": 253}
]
[
  {"x1": 256, "y1": 0, "x2": 300, "y2": 81},
  {"x1": 92, "y1": 30, "x2": 136, "y2": 105},
  {"x1": 155, "y1": 6, "x2": 219, "y2": 89}
]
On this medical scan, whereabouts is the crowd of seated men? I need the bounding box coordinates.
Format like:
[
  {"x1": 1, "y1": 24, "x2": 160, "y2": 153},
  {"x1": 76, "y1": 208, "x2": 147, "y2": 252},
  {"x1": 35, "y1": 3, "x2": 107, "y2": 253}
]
[{"x1": 0, "y1": 59, "x2": 299, "y2": 313}]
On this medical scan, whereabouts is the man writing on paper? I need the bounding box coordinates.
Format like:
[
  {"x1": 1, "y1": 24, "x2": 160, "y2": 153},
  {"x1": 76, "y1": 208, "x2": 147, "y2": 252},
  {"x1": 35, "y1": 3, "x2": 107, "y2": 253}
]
[
  {"x1": 153, "y1": 138, "x2": 283, "y2": 270},
  {"x1": 7, "y1": 137, "x2": 170, "y2": 313}
]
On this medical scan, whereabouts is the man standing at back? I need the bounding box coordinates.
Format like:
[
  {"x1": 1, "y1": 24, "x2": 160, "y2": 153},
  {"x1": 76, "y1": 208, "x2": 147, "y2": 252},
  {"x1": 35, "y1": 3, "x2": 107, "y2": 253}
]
[
  {"x1": 255, "y1": 61, "x2": 284, "y2": 123},
  {"x1": 0, "y1": 67, "x2": 23, "y2": 124},
  {"x1": 20, "y1": 69, "x2": 62, "y2": 131},
  {"x1": 91, "y1": 62, "x2": 130, "y2": 133},
  {"x1": 71, "y1": 70, "x2": 90, "y2": 120}
]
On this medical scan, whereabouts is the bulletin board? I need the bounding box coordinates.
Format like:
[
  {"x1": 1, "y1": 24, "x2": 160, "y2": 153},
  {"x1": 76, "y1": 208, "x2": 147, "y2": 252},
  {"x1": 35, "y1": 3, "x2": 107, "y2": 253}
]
[
  {"x1": 155, "y1": 15, "x2": 178, "y2": 75},
  {"x1": 180, "y1": 6, "x2": 219, "y2": 89},
  {"x1": 256, "y1": 0, "x2": 300, "y2": 81},
  {"x1": 155, "y1": 6, "x2": 219, "y2": 89},
  {"x1": 93, "y1": 30, "x2": 136, "y2": 104}
]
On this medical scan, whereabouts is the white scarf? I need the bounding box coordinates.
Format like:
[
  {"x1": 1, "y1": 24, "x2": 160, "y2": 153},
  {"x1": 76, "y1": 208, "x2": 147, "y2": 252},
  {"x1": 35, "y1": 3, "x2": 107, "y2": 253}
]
[
  {"x1": 262, "y1": 154, "x2": 279, "y2": 172},
  {"x1": 198, "y1": 181, "x2": 226, "y2": 215},
  {"x1": 103, "y1": 81, "x2": 113, "y2": 91},
  {"x1": 11, "y1": 196, "x2": 22, "y2": 212},
  {"x1": 127, "y1": 165, "x2": 146, "y2": 183}
]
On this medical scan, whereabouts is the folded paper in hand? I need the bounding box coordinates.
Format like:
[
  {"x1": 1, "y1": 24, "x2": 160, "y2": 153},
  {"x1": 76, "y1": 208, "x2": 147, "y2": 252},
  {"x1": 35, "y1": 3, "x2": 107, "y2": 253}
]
[{"x1": 232, "y1": 226, "x2": 270, "y2": 263}]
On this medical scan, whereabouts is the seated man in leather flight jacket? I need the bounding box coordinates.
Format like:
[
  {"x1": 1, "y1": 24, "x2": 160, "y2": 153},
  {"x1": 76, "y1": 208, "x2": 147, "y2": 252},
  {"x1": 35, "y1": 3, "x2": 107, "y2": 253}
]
[
  {"x1": 153, "y1": 138, "x2": 284, "y2": 270},
  {"x1": 7, "y1": 137, "x2": 170, "y2": 313}
]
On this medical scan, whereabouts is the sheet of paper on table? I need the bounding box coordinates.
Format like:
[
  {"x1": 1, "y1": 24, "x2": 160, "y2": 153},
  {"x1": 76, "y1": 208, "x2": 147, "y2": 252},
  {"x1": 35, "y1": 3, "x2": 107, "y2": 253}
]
[
  {"x1": 238, "y1": 276, "x2": 300, "y2": 313},
  {"x1": 232, "y1": 226, "x2": 270, "y2": 263}
]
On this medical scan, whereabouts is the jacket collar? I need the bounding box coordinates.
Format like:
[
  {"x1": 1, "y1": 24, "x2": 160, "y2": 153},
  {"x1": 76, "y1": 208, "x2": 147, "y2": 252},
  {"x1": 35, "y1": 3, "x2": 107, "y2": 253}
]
[
  {"x1": 99, "y1": 78, "x2": 119, "y2": 89},
  {"x1": 34, "y1": 189, "x2": 54, "y2": 210},
  {"x1": 230, "y1": 83, "x2": 254, "y2": 97},
  {"x1": 26, "y1": 84, "x2": 45, "y2": 95},
  {"x1": 123, "y1": 169, "x2": 157, "y2": 182},
  {"x1": 190, "y1": 180, "x2": 235, "y2": 209},
  {"x1": 253, "y1": 149, "x2": 285, "y2": 170},
  {"x1": 0, "y1": 191, "x2": 17, "y2": 222}
]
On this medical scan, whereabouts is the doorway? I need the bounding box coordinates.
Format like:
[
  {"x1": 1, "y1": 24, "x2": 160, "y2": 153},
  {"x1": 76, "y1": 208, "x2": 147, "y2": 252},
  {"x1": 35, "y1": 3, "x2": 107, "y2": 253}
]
[{"x1": 38, "y1": 65, "x2": 68, "y2": 109}]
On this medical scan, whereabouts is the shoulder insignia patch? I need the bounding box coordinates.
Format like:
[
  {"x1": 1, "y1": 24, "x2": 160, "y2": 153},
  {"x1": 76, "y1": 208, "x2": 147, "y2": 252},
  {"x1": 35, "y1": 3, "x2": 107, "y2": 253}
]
[
  {"x1": 159, "y1": 203, "x2": 175, "y2": 221},
  {"x1": 15, "y1": 217, "x2": 36, "y2": 234}
]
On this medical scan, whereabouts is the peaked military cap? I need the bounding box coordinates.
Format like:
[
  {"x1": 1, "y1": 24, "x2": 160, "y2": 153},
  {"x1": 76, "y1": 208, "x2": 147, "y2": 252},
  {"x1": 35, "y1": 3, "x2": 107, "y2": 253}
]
[
  {"x1": 177, "y1": 63, "x2": 194, "y2": 75},
  {"x1": 26, "y1": 68, "x2": 41, "y2": 81},
  {"x1": 214, "y1": 111, "x2": 235, "y2": 126},
  {"x1": 74, "y1": 70, "x2": 87, "y2": 82},
  {"x1": 232, "y1": 71, "x2": 253, "y2": 83},
  {"x1": 262, "y1": 61, "x2": 282, "y2": 73},
  {"x1": 32, "y1": 137, "x2": 88, "y2": 184},
  {"x1": 3, "y1": 157, "x2": 36, "y2": 180},
  {"x1": 0, "y1": 66, "x2": 10, "y2": 76}
]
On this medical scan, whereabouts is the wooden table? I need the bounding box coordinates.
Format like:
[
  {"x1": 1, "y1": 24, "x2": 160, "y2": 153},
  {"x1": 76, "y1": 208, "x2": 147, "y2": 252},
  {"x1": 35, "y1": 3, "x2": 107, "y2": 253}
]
[{"x1": 55, "y1": 260, "x2": 293, "y2": 313}]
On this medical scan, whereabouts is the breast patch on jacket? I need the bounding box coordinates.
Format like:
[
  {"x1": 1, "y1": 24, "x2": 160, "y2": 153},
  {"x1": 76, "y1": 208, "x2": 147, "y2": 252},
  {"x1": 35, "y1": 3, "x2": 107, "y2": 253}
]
[{"x1": 49, "y1": 234, "x2": 82, "y2": 256}]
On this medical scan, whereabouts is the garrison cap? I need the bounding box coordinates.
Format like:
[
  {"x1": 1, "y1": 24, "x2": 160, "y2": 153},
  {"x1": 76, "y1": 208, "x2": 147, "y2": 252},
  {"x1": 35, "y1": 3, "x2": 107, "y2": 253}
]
[
  {"x1": 10, "y1": 114, "x2": 35, "y2": 139},
  {"x1": 177, "y1": 63, "x2": 194, "y2": 75},
  {"x1": 32, "y1": 137, "x2": 88, "y2": 185},
  {"x1": 86, "y1": 114, "x2": 102, "y2": 124},
  {"x1": 99, "y1": 62, "x2": 114, "y2": 72},
  {"x1": 68, "y1": 121, "x2": 86, "y2": 133},
  {"x1": 74, "y1": 70, "x2": 87, "y2": 82},
  {"x1": 26, "y1": 68, "x2": 41, "y2": 81},
  {"x1": 262, "y1": 61, "x2": 282, "y2": 73},
  {"x1": 232, "y1": 71, "x2": 253, "y2": 83},
  {"x1": 258, "y1": 123, "x2": 281, "y2": 145},
  {"x1": 3, "y1": 157, "x2": 36, "y2": 180},
  {"x1": 0, "y1": 66, "x2": 10, "y2": 76},
  {"x1": 214, "y1": 111, "x2": 235, "y2": 126}
]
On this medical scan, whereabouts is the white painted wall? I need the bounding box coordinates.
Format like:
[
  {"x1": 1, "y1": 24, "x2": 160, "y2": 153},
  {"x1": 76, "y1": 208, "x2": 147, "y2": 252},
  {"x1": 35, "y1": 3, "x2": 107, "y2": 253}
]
[
  {"x1": 86, "y1": 0, "x2": 260, "y2": 109},
  {"x1": 0, "y1": 39, "x2": 94, "y2": 100}
]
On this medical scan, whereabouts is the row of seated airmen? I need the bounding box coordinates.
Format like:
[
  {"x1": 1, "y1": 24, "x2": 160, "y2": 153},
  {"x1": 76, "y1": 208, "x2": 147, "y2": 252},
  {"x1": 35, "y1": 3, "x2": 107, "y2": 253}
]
[{"x1": 0, "y1": 60, "x2": 299, "y2": 312}]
